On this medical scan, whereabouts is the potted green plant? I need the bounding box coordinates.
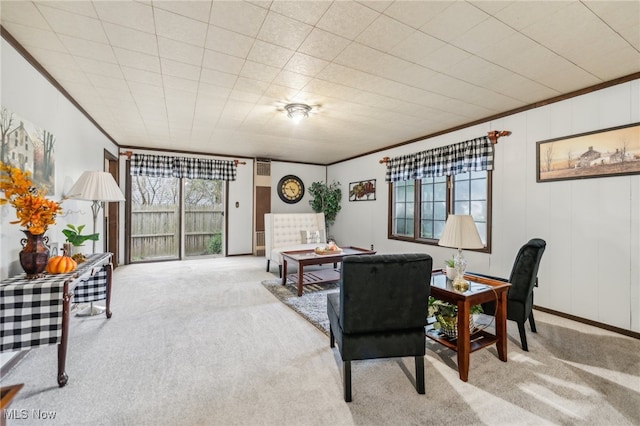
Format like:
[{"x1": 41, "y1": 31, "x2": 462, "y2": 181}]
[
  {"x1": 308, "y1": 181, "x2": 342, "y2": 237},
  {"x1": 62, "y1": 224, "x2": 99, "y2": 259},
  {"x1": 428, "y1": 296, "x2": 483, "y2": 339},
  {"x1": 444, "y1": 257, "x2": 456, "y2": 280}
]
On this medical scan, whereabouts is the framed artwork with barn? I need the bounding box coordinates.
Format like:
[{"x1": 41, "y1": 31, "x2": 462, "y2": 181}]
[
  {"x1": 349, "y1": 179, "x2": 376, "y2": 201},
  {"x1": 536, "y1": 123, "x2": 640, "y2": 182}
]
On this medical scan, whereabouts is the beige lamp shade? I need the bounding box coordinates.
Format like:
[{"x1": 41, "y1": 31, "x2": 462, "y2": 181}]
[
  {"x1": 68, "y1": 171, "x2": 125, "y2": 202},
  {"x1": 438, "y1": 215, "x2": 483, "y2": 250}
]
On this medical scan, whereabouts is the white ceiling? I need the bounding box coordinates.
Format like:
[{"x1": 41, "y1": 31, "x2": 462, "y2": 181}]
[{"x1": 1, "y1": 1, "x2": 639, "y2": 164}]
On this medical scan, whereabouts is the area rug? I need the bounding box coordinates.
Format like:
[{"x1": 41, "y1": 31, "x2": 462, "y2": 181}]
[{"x1": 261, "y1": 279, "x2": 338, "y2": 335}]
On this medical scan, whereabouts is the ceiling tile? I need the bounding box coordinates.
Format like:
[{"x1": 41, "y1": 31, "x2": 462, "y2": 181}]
[
  {"x1": 247, "y1": 40, "x2": 295, "y2": 68},
  {"x1": 383, "y1": 1, "x2": 452, "y2": 29},
  {"x1": 163, "y1": 75, "x2": 199, "y2": 93},
  {"x1": 389, "y1": 30, "x2": 445, "y2": 64},
  {"x1": 356, "y1": 15, "x2": 414, "y2": 52},
  {"x1": 103, "y1": 22, "x2": 158, "y2": 55},
  {"x1": 209, "y1": 1, "x2": 267, "y2": 37},
  {"x1": 298, "y1": 28, "x2": 351, "y2": 62},
  {"x1": 151, "y1": 1, "x2": 212, "y2": 23},
  {"x1": 37, "y1": 1, "x2": 99, "y2": 19},
  {"x1": 202, "y1": 49, "x2": 245, "y2": 74},
  {"x1": 0, "y1": 22, "x2": 66, "y2": 53},
  {"x1": 200, "y1": 68, "x2": 238, "y2": 88},
  {"x1": 272, "y1": 70, "x2": 312, "y2": 90},
  {"x1": 205, "y1": 25, "x2": 254, "y2": 59},
  {"x1": 75, "y1": 57, "x2": 123, "y2": 79},
  {"x1": 316, "y1": 1, "x2": 379, "y2": 40},
  {"x1": 158, "y1": 37, "x2": 204, "y2": 66},
  {"x1": 420, "y1": 2, "x2": 489, "y2": 42},
  {"x1": 160, "y1": 58, "x2": 201, "y2": 81},
  {"x1": 284, "y1": 53, "x2": 329, "y2": 77},
  {"x1": 154, "y1": 8, "x2": 208, "y2": 47},
  {"x1": 93, "y1": 1, "x2": 155, "y2": 34},
  {"x1": 240, "y1": 60, "x2": 280, "y2": 83},
  {"x1": 258, "y1": 11, "x2": 312, "y2": 50},
  {"x1": 1, "y1": 1, "x2": 50, "y2": 30},
  {"x1": 121, "y1": 66, "x2": 163, "y2": 87},
  {"x1": 57, "y1": 34, "x2": 117, "y2": 63},
  {"x1": 268, "y1": 1, "x2": 331, "y2": 25},
  {"x1": 37, "y1": 4, "x2": 108, "y2": 43},
  {"x1": 113, "y1": 47, "x2": 161, "y2": 73}
]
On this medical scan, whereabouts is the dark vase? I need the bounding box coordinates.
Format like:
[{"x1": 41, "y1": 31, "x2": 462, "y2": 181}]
[{"x1": 19, "y1": 230, "x2": 50, "y2": 278}]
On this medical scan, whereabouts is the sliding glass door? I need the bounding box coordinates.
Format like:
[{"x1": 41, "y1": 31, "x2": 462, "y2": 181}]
[{"x1": 129, "y1": 176, "x2": 224, "y2": 262}]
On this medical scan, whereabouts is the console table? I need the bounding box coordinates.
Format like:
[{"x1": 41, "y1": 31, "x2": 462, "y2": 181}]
[
  {"x1": 427, "y1": 271, "x2": 511, "y2": 382},
  {"x1": 0, "y1": 253, "x2": 113, "y2": 387}
]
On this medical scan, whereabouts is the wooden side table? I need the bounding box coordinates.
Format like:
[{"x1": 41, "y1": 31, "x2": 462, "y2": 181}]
[
  {"x1": 427, "y1": 271, "x2": 511, "y2": 381},
  {"x1": 0, "y1": 253, "x2": 113, "y2": 387}
]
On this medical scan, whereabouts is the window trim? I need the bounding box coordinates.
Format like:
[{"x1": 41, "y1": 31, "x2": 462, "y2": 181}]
[{"x1": 387, "y1": 172, "x2": 492, "y2": 253}]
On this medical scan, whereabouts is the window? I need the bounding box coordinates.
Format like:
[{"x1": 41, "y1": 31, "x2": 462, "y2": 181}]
[{"x1": 390, "y1": 170, "x2": 491, "y2": 250}]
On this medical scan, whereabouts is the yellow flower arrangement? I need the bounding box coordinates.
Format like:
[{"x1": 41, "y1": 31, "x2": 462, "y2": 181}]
[{"x1": 0, "y1": 162, "x2": 62, "y2": 235}]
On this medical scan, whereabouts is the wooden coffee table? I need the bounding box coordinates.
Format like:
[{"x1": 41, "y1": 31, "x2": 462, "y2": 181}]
[{"x1": 281, "y1": 246, "x2": 375, "y2": 296}]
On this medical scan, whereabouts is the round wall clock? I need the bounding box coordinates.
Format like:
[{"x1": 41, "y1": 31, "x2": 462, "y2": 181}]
[{"x1": 277, "y1": 175, "x2": 305, "y2": 204}]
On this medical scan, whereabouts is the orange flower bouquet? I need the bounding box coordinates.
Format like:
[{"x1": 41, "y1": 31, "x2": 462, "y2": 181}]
[{"x1": 0, "y1": 162, "x2": 62, "y2": 235}]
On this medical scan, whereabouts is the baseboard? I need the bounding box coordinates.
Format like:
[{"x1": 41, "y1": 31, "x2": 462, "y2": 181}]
[
  {"x1": 0, "y1": 350, "x2": 29, "y2": 377},
  {"x1": 534, "y1": 306, "x2": 639, "y2": 339}
]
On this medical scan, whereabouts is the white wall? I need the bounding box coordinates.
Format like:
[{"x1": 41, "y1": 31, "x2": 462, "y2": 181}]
[
  {"x1": 329, "y1": 80, "x2": 640, "y2": 333},
  {"x1": 1, "y1": 40, "x2": 119, "y2": 279}
]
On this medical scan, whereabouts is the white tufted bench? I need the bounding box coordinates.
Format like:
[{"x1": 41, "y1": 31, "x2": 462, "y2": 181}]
[{"x1": 264, "y1": 213, "x2": 326, "y2": 277}]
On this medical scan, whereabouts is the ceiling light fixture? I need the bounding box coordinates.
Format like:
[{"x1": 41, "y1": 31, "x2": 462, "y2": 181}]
[{"x1": 284, "y1": 103, "x2": 311, "y2": 123}]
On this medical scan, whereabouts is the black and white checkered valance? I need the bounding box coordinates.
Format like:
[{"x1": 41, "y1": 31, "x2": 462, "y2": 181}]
[
  {"x1": 385, "y1": 136, "x2": 494, "y2": 183},
  {"x1": 130, "y1": 154, "x2": 236, "y2": 181}
]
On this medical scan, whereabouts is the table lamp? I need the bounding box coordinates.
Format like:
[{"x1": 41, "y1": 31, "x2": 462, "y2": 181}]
[
  {"x1": 438, "y1": 215, "x2": 483, "y2": 291},
  {"x1": 68, "y1": 171, "x2": 125, "y2": 315}
]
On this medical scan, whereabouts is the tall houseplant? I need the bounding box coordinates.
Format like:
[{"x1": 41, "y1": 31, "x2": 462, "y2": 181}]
[{"x1": 308, "y1": 181, "x2": 342, "y2": 237}]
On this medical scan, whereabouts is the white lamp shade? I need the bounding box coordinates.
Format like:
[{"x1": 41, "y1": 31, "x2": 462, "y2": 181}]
[
  {"x1": 68, "y1": 171, "x2": 125, "y2": 202},
  {"x1": 438, "y1": 215, "x2": 483, "y2": 250}
]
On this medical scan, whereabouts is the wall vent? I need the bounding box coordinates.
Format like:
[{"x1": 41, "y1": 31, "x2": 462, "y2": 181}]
[{"x1": 256, "y1": 159, "x2": 271, "y2": 176}]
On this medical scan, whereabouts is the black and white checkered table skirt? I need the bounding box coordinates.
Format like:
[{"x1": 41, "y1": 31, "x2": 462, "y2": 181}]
[{"x1": 0, "y1": 253, "x2": 111, "y2": 352}]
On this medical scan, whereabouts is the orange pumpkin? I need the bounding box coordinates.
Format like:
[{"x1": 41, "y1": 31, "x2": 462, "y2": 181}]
[{"x1": 46, "y1": 254, "x2": 77, "y2": 274}]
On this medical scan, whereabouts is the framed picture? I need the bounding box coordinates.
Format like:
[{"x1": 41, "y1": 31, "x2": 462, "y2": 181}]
[
  {"x1": 536, "y1": 123, "x2": 640, "y2": 182},
  {"x1": 1, "y1": 106, "x2": 56, "y2": 192},
  {"x1": 349, "y1": 179, "x2": 376, "y2": 201}
]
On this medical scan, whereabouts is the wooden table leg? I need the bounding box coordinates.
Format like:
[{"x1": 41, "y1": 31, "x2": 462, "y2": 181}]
[
  {"x1": 456, "y1": 300, "x2": 471, "y2": 382},
  {"x1": 281, "y1": 258, "x2": 288, "y2": 286},
  {"x1": 104, "y1": 263, "x2": 113, "y2": 319},
  {"x1": 297, "y1": 262, "x2": 304, "y2": 297},
  {"x1": 57, "y1": 283, "x2": 71, "y2": 387},
  {"x1": 496, "y1": 290, "x2": 508, "y2": 362}
]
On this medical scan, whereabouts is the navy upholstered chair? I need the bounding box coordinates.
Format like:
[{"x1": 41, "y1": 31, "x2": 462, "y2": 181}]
[
  {"x1": 480, "y1": 238, "x2": 546, "y2": 351},
  {"x1": 327, "y1": 253, "x2": 432, "y2": 402}
]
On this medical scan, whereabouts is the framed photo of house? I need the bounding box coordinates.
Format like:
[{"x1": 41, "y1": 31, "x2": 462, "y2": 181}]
[
  {"x1": 536, "y1": 123, "x2": 640, "y2": 182},
  {"x1": 349, "y1": 179, "x2": 376, "y2": 201}
]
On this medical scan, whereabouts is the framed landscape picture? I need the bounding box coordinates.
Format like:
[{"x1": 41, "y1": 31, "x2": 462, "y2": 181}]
[
  {"x1": 536, "y1": 123, "x2": 640, "y2": 182},
  {"x1": 349, "y1": 179, "x2": 376, "y2": 201}
]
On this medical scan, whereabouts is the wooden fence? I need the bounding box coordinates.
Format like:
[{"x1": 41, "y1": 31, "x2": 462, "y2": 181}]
[{"x1": 131, "y1": 205, "x2": 223, "y2": 261}]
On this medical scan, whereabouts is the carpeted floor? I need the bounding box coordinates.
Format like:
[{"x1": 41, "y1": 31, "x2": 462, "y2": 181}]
[{"x1": 2, "y1": 256, "x2": 639, "y2": 426}]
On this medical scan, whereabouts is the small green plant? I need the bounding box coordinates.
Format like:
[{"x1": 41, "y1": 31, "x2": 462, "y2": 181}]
[
  {"x1": 428, "y1": 296, "x2": 483, "y2": 319},
  {"x1": 207, "y1": 233, "x2": 222, "y2": 254},
  {"x1": 444, "y1": 258, "x2": 455, "y2": 268},
  {"x1": 62, "y1": 224, "x2": 99, "y2": 247}
]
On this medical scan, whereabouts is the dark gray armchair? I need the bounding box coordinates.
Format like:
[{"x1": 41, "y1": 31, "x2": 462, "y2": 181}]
[
  {"x1": 327, "y1": 253, "x2": 432, "y2": 402},
  {"x1": 479, "y1": 238, "x2": 546, "y2": 351}
]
